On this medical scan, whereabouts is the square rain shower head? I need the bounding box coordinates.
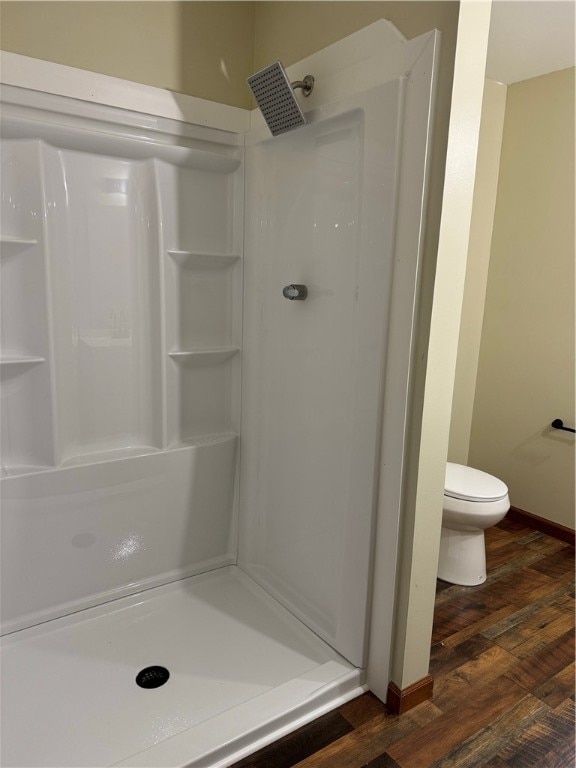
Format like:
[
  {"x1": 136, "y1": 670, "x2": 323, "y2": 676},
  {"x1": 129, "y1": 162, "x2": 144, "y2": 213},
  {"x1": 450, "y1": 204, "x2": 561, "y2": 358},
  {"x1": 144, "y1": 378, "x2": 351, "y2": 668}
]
[{"x1": 247, "y1": 61, "x2": 307, "y2": 136}]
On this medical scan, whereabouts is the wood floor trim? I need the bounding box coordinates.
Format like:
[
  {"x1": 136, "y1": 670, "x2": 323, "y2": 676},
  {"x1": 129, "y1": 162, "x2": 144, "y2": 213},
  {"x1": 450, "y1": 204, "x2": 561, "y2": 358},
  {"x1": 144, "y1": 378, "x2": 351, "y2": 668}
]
[
  {"x1": 507, "y1": 506, "x2": 575, "y2": 546},
  {"x1": 385, "y1": 674, "x2": 434, "y2": 715}
]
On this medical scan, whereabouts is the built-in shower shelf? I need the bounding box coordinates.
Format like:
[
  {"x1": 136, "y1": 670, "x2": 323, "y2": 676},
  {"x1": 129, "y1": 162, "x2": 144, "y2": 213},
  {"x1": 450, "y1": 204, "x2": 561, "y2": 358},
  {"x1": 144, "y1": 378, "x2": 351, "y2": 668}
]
[
  {"x1": 169, "y1": 348, "x2": 240, "y2": 365},
  {"x1": 5, "y1": 438, "x2": 240, "y2": 473},
  {"x1": 0, "y1": 355, "x2": 46, "y2": 367},
  {"x1": 0, "y1": 464, "x2": 55, "y2": 479},
  {"x1": 0, "y1": 237, "x2": 38, "y2": 256},
  {"x1": 167, "y1": 250, "x2": 240, "y2": 269},
  {"x1": 169, "y1": 432, "x2": 239, "y2": 450},
  {"x1": 60, "y1": 445, "x2": 162, "y2": 468}
]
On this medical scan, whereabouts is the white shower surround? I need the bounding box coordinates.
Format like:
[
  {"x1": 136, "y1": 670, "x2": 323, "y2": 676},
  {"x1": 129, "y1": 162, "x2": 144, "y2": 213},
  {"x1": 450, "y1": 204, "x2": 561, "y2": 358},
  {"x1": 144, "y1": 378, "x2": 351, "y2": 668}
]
[{"x1": 0, "y1": 22, "x2": 439, "y2": 768}]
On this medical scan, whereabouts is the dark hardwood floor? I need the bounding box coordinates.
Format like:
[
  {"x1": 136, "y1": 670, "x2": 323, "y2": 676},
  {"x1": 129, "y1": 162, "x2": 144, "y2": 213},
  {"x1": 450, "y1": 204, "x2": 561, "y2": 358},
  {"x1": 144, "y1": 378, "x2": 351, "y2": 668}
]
[{"x1": 231, "y1": 518, "x2": 575, "y2": 768}]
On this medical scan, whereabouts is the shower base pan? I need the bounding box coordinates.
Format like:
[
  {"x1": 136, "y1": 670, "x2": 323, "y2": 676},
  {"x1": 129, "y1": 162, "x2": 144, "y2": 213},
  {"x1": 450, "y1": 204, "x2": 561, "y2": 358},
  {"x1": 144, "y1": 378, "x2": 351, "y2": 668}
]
[{"x1": 1, "y1": 566, "x2": 364, "y2": 767}]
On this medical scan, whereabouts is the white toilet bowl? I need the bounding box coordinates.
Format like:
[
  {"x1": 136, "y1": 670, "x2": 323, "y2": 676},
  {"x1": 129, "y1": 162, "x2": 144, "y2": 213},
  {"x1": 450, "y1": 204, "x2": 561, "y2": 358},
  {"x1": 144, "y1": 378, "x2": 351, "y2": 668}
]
[{"x1": 438, "y1": 463, "x2": 510, "y2": 586}]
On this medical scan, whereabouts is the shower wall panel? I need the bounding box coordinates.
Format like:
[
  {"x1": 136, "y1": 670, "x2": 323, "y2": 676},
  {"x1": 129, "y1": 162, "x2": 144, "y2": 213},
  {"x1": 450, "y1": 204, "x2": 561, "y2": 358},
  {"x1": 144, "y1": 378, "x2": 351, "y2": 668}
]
[
  {"x1": 0, "y1": 88, "x2": 243, "y2": 633},
  {"x1": 1, "y1": 438, "x2": 238, "y2": 634},
  {"x1": 240, "y1": 81, "x2": 403, "y2": 667}
]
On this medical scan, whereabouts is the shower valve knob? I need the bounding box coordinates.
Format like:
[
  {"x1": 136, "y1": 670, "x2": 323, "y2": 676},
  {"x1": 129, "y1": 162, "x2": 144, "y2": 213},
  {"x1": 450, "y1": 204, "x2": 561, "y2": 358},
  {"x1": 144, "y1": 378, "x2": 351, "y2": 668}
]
[{"x1": 283, "y1": 284, "x2": 308, "y2": 301}]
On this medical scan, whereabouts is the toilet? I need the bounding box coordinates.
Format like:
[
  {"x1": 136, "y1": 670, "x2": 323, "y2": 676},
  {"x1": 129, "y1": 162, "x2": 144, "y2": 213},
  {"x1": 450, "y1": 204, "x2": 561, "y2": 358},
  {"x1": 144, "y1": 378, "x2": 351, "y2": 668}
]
[{"x1": 438, "y1": 463, "x2": 510, "y2": 586}]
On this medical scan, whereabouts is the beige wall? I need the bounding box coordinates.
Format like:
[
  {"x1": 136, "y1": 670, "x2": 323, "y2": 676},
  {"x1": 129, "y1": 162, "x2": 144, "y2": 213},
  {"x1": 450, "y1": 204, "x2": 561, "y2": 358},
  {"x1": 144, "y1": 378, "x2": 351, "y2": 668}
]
[
  {"x1": 1, "y1": 1, "x2": 459, "y2": 116},
  {"x1": 0, "y1": 2, "x2": 256, "y2": 108},
  {"x1": 253, "y1": 1, "x2": 458, "y2": 69},
  {"x1": 469, "y1": 67, "x2": 575, "y2": 529},
  {"x1": 448, "y1": 79, "x2": 507, "y2": 463}
]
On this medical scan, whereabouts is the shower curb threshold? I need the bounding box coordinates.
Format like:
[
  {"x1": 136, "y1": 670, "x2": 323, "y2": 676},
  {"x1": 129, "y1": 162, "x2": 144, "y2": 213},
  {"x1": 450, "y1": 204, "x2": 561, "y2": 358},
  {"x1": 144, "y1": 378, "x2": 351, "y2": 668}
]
[{"x1": 115, "y1": 664, "x2": 366, "y2": 768}]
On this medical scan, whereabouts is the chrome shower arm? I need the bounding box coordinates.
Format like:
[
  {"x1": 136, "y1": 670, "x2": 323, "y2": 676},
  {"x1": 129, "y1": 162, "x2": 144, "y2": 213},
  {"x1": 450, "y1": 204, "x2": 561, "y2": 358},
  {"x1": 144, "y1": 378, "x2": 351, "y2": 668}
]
[{"x1": 291, "y1": 75, "x2": 315, "y2": 97}]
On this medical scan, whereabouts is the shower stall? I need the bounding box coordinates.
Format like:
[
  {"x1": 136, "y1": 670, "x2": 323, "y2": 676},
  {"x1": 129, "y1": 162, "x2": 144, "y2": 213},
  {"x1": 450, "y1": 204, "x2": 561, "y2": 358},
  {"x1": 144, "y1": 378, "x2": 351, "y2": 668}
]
[{"x1": 0, "y1": 21, "x2": 439, "y2": 768}]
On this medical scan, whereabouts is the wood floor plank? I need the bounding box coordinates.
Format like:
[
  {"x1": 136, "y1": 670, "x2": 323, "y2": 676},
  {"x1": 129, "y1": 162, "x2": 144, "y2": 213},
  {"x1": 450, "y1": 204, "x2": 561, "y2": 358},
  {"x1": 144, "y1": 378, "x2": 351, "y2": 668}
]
[
  {"x1": 429, "y1": 634, "x2": 493, "y2": 678},
  {"x1": 479, "y1": 567, "x2": 554, "y2": 607},
  {"x1": 487, "y1": 518, "x2": 531, "y2": 538},
  {"x1": 338, "y1": 691, "x2": 388, "y2": 728},
  {"x1": 429, "y1": 694, "x2": 550, "y2": 768},
  {"x1": 434, "y1": 548, "x2": 550, "y2": 609},
  {"x1": 477, "y1": 757, "x2": 511, "y2": 767},
  {"x1": 364, "y1": 754, "x2": 402, "y2": 768},
  {"x1": 386, "y1": 676, "x2": 528, "y2": 768},
  {"x1": 516, "y1": 531, "x2": 544, "y2": 545},
  {"x1": 496, "y1": 697, "x2": 575, "y2": 767},
  {"x1": 540, "y1": 739, "x2": 576, "y2": 768},
  {"x1": 432, "y1": 592, "x2": 510, "y2": 643},
  {"x1": 292, "y1": 702, "x2": 442, "y2": 768},
  {"x1": 524, "y1": 538, "x2": 567, "y2": 556},
  {"x1": 532, "y1": 662, "x2": 576, "y2": 708},
  {"x1": 433, "y1": 581, "x2": 472, "y2": 605},
  {"x1": 435, "y1": 578, "x2": 453, "y2": 593},
  {"x1": 485, "y1": 524, "x2": 513, "y2": 540},
  {"x1": 530, "y1": 545, "x2": 575, "y2": 578},
  {"x1": 489, "y1": 604, "x2": 565, "y2": 651},
  {"x1": 231, "y1": 710, "x2": 353, "y2": 768},
  {"x1": 431, "y1": 644, "x2": 518, "y2": 713},
  {"x1": 436, "y1": 605, "x2": 519, "y2": 649},
  {"x1": 485, "y1": 552, "x2": 557, "y2": 587},
  {"x1": 436, "y1": 547, "x2": 570, "y2": 607},
  {"x1": 498, "y1": 518, "x2": 531, "y2": 532},
  {"x1": 505, "y1": 630, "x2": 575, "y2": 692},
  {"x1": 481, "y1": 580, "x2": 574, "y2": 641},
  {"x1": 539, "y1": 703, "x2": 576, "y2": 768},
  {"x1": 511, "y1": 611, "x2": 574, "y2": 659},
  {"x1": 510, "y1": 567, "x2": 575, "y2": 607},
  {"x1": 551, "y1": 592, "x2": 575, "y2": 612},
  {"x1": 485, "y1": 539, "x2": 533, "y2": 569}
]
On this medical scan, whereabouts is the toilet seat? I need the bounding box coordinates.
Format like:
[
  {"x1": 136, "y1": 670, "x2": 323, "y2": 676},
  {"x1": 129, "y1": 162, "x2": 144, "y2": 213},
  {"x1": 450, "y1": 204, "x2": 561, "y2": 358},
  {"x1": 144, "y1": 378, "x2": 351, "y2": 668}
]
[{"x1": 445, "y1": 462, "x2": 508, "y2": 502}]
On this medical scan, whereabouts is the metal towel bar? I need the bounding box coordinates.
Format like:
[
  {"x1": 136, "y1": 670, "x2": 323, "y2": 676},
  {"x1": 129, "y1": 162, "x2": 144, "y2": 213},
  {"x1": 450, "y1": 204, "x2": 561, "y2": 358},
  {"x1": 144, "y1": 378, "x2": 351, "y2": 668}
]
[{"x1": 551, "y1": 419, "x2": 576, "y2": 434}]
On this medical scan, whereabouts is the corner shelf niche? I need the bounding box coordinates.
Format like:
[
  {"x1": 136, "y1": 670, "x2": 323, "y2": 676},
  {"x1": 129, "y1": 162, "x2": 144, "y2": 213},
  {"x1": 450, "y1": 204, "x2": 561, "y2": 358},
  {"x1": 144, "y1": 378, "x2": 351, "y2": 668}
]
[
  {"x1": 164, "y1": 246, "x2": 242, "y2": 445},
  {"x1": 168, "y1": 347, "x2": 239, "y2": 365},
  {"x1": 169, "y1": 347, "x2": 240, "y2": 444},
  {"x1": 166, "y1": 249, "x2": 241, "y2": 351},
  {"x1": 0, "y1": 232, "x2": 47, "y2": 379},
  {"x1": 0, "y1": 237, "x2": 38, "y2": 257},
  {"x1": 60, "y1": 445, "x2": 162, "y2": 469},
  {"x1": 0, "y1": 355, "x2": 46, "y2": 367},
  {"x1": 167, "y1": 431, "x2": 239, "y2": 451},
  {"x1": 167, "y1": 250, "x2": 240, "y2": 270},
  {"x1": 157, "y1": 145, "x2": 243, "y2": 445}
]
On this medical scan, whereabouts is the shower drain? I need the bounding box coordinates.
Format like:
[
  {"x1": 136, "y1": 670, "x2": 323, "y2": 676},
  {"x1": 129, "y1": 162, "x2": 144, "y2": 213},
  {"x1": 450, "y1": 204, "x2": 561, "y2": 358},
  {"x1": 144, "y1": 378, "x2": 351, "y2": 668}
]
[{"x1": 136, "y1": 666, "x2": 170, "y2": 689}]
